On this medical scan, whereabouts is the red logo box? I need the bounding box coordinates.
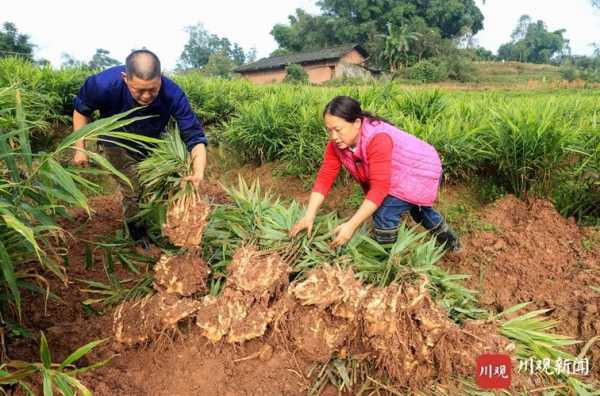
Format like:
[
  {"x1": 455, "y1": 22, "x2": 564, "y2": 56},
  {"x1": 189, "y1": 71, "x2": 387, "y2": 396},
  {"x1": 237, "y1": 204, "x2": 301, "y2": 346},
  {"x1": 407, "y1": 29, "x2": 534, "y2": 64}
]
[{"x1": 476, "y1": 354, "x2": 512, "y2": 389}]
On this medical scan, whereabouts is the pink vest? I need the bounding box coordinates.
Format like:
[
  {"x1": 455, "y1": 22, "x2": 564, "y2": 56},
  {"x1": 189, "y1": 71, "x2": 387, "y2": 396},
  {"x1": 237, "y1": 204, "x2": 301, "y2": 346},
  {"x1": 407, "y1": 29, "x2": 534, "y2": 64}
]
[{"x1": 333, "y1": 119, "x2": 442, "y2": 206}]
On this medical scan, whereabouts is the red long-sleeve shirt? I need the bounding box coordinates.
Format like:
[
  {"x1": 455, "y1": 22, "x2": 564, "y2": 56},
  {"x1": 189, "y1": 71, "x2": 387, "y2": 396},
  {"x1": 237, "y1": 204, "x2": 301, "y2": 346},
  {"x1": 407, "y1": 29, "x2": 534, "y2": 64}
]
[{"x1": 312, "y1": 134, "x2": 393, "y2": 206}]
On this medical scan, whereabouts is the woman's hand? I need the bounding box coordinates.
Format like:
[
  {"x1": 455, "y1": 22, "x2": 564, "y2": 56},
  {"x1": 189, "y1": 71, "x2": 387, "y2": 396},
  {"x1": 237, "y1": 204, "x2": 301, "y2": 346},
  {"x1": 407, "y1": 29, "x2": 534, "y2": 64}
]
[
  {"x1": 289, "y1": 216, "x2": 315, "y2": 238},
  {"x1": 331, "y1": 221, "x2": 357, "y2": 247}
]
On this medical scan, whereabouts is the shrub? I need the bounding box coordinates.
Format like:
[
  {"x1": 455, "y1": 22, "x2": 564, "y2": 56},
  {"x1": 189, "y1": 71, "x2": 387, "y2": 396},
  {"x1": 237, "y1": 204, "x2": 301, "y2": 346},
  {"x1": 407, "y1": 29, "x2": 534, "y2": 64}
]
[
  {"x1": 284, "y1": 63, "x2": 309, "y2": 84},
  {"x1": 439, "y1": 55, "x2": 477, "y2": 82},
  {"x1": 406, "y1": 60, "x2": 448, "y2": 82},
  {"x1": 559, "y1": 66, "x2": 578, "y2": 82}
]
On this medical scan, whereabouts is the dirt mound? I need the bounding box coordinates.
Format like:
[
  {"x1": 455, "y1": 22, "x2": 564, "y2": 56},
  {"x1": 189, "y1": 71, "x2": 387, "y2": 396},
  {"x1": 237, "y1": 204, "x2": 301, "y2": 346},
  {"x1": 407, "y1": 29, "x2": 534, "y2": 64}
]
[
  {"x1": 154, "y1": 251, "x2": 209, "y2": 296},
  {"x1": 163, "y1": 193, "x2": 211, "y2": 247},
  {"x1": 444, "y1": 195, "x2": 600, "y2": 377}
]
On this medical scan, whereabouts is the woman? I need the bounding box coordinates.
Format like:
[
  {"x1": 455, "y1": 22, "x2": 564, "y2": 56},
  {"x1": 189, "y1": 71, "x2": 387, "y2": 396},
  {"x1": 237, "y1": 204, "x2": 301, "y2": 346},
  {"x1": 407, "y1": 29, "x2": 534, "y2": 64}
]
[{"x1": 289, "y1": 95, "x2": 461, "y2": 252}]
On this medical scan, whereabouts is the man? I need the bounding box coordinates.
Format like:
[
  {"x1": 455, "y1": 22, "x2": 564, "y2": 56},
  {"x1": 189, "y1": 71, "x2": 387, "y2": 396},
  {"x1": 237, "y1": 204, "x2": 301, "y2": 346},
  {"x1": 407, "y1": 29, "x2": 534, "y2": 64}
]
[{"x1": 72, "y1": 49, "x2": 207, "y2": 245}]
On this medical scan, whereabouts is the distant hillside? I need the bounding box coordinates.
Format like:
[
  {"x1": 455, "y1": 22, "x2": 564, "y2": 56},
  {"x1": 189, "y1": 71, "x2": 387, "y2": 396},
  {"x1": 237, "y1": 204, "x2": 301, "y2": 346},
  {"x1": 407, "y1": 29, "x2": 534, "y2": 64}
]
[{"x1": 474, "y1": 61, "x2": 562, "y2": 83}]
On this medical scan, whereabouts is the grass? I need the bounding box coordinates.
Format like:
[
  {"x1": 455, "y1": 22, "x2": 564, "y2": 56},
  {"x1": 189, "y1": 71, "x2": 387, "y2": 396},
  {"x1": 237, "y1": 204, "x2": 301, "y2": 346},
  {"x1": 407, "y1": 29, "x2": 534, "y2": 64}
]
[
  {"x1": 0, "y1": 333, "x2": 110, "y2": 396},
  {"x1": 1, "y1": 57, "x2": 598, "y2": 221},
  {"x1": 0, "y1": 85, "x2": 154, "y2": 321},
  {"x1": 474, "y1": 61, "x2": 562, "y2": 84}
]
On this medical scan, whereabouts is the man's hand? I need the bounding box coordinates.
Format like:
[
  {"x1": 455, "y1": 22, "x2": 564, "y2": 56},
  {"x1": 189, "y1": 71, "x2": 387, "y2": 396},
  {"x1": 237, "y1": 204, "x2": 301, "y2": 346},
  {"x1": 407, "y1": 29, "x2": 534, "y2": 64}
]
[
  {"x1": 72, "y1": 110, "x2": 91, "y2": 167},
  {"x1": 188, "y1": 144, "x2": 207, "y2": 189},
  {"x1": 73, "y1": 150, "x2": 89, "y2": 167},
  {"x1": 331, "y1": 221, "x2": 357, "y2": 248},
  {"x1": 289, "y1": 216, "x2": 315, "y2": 238},
  {"x1": 181, "y1": 174, "x2": 204, "y2": 188}
]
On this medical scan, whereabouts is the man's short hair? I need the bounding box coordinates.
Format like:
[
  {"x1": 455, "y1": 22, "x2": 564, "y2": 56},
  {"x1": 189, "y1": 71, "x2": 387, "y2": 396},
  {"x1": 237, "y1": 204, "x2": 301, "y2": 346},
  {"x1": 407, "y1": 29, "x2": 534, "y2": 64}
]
[{"x1": 125, "y1": 49, "x2": 161, "y2": 80}]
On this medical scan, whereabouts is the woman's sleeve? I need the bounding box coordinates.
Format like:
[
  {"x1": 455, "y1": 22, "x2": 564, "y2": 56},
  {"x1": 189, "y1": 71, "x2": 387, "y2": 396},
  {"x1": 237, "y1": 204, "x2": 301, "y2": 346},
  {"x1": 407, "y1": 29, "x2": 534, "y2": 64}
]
[{"x1": 312, "y1": 142, "x2": 342, "y2": 197}]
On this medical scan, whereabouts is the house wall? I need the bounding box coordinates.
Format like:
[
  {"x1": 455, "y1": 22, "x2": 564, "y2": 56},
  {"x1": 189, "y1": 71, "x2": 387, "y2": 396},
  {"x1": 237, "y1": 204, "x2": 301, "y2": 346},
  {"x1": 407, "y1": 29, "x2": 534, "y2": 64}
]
[
  {"x1": 239, "y1": 49, "x2": 367, "y2": 84},
  {"x1": 240, "y1": 69, "x2": 286, "y2": 84},
  {"x1": 304, "y1": 63, "x2": 336, "y2": 84},
  {"x1": 339, "y1": 49, "x2": 366, "y2": 65},
  {"x1": 335, "y1": 50, "x2": 367, "y2": 79},
  {"x1": 335, "y1": 63, "x2": 373, "y2": 81}
]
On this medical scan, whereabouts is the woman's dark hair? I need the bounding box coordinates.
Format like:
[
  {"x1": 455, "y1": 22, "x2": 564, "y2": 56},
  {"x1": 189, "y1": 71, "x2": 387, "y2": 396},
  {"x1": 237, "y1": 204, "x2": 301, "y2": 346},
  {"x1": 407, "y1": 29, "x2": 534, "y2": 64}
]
[{"x1": 322, "y1": 95, "x2": 393, "y2": 125}]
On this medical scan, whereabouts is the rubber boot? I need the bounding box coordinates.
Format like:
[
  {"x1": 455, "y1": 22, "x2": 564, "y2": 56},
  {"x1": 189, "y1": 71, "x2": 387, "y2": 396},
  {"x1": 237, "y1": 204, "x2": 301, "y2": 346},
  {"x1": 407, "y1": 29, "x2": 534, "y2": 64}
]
[
  {"x1": 125, "y1": 219, "x2": 150, "y2": 250},
  {"x1": 430, "y1": 221, "x2": 462, "y2": 253},
  {"x1": 372, "y1": 227, "x2": 399, "y2": 244}
]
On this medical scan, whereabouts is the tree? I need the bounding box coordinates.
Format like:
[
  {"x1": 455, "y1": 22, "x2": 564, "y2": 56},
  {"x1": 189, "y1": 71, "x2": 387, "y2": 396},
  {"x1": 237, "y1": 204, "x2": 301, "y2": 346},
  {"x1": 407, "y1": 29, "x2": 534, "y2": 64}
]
[
  {"x1": 0, "y1": 22, "x2": 34, "y2": 60},
  {"x1": 497, "y1": 17, "x2": 569, "y2": 64},
  {"x1": 270, "y1": 0, "x2": 484, "y2": 62},
  {"x1": 178, "y1": 23, "x2": 247, "y2": 69},
  {"x1": 88, "y1": 48, "x2": 119, "y2": 69},
  {"x1": 270, "y1": 48, "x2": 291, "y2": 57},
  {"x1": 473, "y1": 46, "x2": 494, "y2": 61},
  {"x1": 202, "y1": 51, "x2": 236, "y2": 78},
  {"x1": 246, "y1": 47, "x2": 258, "y2": 63},
  {"x1": 511, "y1": 15, "x2": 531, "y2": 41},
  {"x1": 35, "y1": 58, "x2": 51, "y2": 66},
  {"x1": 378, "y1": 23, "x2": 421, "y2": 72},
  {"x1": 271, "y1": 9, "x2": 342, "y2": 53},
  {"x1": 61, "y1": 53, "x2": 87, "y2": 68}
]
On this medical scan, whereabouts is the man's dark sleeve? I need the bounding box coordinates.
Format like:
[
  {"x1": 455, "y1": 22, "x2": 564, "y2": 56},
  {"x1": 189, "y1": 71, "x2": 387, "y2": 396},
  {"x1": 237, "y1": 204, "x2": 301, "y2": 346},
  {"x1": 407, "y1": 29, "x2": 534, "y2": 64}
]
[
  {"x1": 172, "y1": 92, "x2": 208, "y2": 152},
  {"x1": 73, "y1": 74, "x2": 102, "y2": 117}
]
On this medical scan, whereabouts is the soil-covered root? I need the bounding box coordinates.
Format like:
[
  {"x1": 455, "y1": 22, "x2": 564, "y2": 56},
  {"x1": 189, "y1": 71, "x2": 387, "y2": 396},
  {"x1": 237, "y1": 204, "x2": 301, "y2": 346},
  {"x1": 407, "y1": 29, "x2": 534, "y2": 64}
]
[
  {"x1": 287, "y1": 305, "x2": 354, "y2": 362},
  {"x1": 163, "y1": 192, "x2": 211, "y2": 247},
  {"x1": 153, "y1": 251, "x2": 209, "y2": 296},
  {"x1": 285, "y1": 266, "x2": 515, "y2": 388},
  {"x1": 195, "y1": 246, "x2": 291, "y2": 344},
  {"x1": 195, "y1": 290, "x2": 277, "y2": 344},
  {"x1": 362, "y1": 281, "x2": 514, "y2": 389},
  {"x1": 113, "y1": 292, "x2": 201, "y2": 346},
  {"x1": 228, "y1": 305, "x2": 276, "y2": 344},
  {"x1": 289, "y1": 264, "x2": 368, "y2": 321},
  {"x1": 195, "y1": 288, "x2": 254, "y2": 342},
  {"x1": 277, "y1": 265, "x2": 364, "y2": 362},
  {"x1": 227, "y1": 245, "x2": 289, "y2": 301}
]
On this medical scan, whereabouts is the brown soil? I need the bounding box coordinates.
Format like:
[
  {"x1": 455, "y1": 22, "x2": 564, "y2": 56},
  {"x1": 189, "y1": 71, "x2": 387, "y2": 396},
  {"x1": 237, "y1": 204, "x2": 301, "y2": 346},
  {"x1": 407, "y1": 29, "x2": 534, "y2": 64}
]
[
  {"x1": 6, "y1": 184, "x2": 600, "y2": 395},
  {"x1": 443, "y1": 195, "x2": 600, "y2": 378}
]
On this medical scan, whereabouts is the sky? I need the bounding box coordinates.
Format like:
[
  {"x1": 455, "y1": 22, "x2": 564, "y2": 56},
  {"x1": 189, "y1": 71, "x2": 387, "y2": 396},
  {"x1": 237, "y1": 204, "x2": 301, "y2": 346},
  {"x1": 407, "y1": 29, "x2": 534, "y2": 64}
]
[{"x1": 3, "y1": 0, "x2": 600, "y2": 70}]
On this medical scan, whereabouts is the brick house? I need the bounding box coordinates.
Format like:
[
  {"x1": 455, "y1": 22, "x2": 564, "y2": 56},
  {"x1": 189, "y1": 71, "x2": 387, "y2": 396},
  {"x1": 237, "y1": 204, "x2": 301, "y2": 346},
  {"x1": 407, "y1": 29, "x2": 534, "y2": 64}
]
[{"x1": 234, "y1": 44, "x2": 374, "y2": 84}]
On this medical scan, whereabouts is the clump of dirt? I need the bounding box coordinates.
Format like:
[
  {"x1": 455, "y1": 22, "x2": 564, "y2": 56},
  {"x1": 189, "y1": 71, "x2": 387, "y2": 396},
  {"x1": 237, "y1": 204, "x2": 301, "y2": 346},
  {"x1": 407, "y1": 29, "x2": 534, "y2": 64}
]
[
  {"x1": 290, "y1": 265, "x2": 368, "y2": 321},
  {"x1": 361, "y1": 280, "x2": 512, "y2": 388},
  {"x1": 163, "y1": 192, "x2": 211, "y2": 247},
  {"x1": 196, "y1": 288, "x2": 254, "y2": 342},
  {"x1": 228, "y1": 245, "x2": 289, "y2": 301},
  {"x1": 154, "y1": 251, "x2": 209, "y2": 296},
  {"x1": 195, "y1": 245, "x2": 290, "y2": 343},
  {"x1": 443, "y1": 195, "x2": 600, "y2": 378},
  {"x1": 113, "y1": 292, "x2": 201, "y2": 346}
]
